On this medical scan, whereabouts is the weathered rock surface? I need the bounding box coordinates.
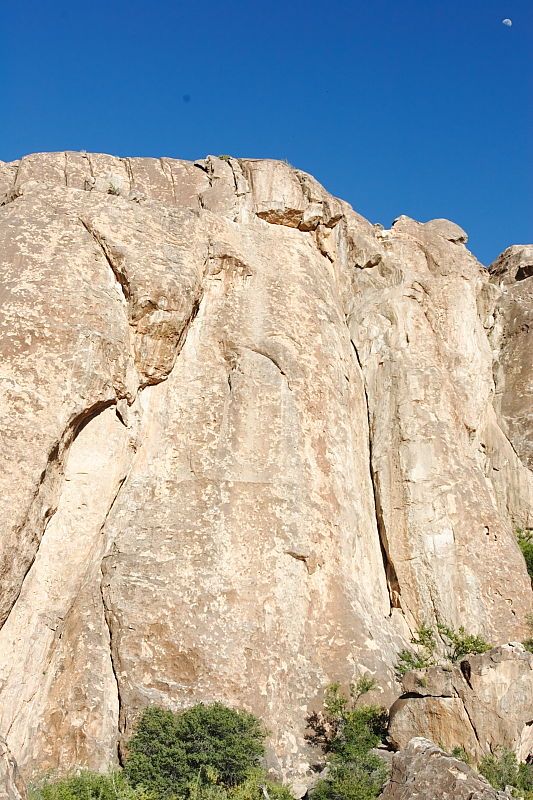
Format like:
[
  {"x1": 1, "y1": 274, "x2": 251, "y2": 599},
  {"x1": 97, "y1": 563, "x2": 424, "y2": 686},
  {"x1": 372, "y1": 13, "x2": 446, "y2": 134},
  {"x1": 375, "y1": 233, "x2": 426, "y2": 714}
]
[
  {"x1": 388, "y1": 645, "x2": 533, "y2": 763},
  {"x1": 0, "y1": 152, "x2": 531, "y2": 783},
  {"x1": 0, "y1": 739, "x2": 26, "y2": 800},
  {"x1": 490, "y1": 246, "x2": 533, "y2": 469},
  {"x1": 485, "y1": 246, "x2": 533, "y2": 530},
  {"x1": 381, "y1": 738, "x2": 509, "y2": 800}
]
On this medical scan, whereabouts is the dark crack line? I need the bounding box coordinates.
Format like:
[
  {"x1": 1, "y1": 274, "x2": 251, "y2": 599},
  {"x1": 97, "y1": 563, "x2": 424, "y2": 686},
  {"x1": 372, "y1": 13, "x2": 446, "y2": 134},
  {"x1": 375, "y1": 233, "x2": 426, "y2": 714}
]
[
  {"x1": 98, "y1": 472, "x2": 129, "y2": 764},
  {"x1": 462, "y1": 700, "x2": 482, "y2": 749},
  {"x1": 349, "y1": 337, "x2": 401, "y2": 615}
]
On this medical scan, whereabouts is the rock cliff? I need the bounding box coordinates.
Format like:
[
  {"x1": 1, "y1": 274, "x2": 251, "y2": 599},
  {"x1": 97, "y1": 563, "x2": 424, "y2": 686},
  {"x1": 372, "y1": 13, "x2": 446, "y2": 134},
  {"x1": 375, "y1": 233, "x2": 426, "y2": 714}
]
[{"x1": 0, "y1": 152, "x2": 531, "y2": 784}]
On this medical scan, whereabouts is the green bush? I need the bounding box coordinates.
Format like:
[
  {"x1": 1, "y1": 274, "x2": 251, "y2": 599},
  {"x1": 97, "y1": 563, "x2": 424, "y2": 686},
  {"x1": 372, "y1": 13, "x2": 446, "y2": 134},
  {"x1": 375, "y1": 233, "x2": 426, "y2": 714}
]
[
  {"x1": 395, "y1": 623, "x2": 492, "y2": 678},
  {"x1": 517, "y1": 529, "x2": 533, "y2": 582},
  {"x1": 395, "y1": 625, "x2": 437, "y2": 677},
  {"x1": 29, "y1": 771, "x2": 156, "y2": 800},
  {"x1": 436, "y1": 624, "x2": 491, "y2": 662},
  {"x1": 479, "y1": 748, "x2": 533, "y2": 794},
  {"x1": 189, "y1": 769, "x2": 292, "y2": 800},
  {"x1": 307, "y1": 681, "x2": 389, "y2": 800},
  {"x1": 450, "y1": 746, "x2": 471, "y2": 764},
  {"x1": 124, "y1": 704, "x2": 266, "y2": 796},
  {"x1": 312, "y1": 760, "x2": 389, "y2": 800}
]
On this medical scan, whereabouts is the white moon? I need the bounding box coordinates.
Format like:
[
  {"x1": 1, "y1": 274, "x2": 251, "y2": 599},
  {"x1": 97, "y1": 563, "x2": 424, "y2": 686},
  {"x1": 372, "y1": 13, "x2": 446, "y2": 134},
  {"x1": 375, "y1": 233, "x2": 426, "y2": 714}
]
[{"x1": 502, "y1": 18, "x2": 512, "y2": 26}]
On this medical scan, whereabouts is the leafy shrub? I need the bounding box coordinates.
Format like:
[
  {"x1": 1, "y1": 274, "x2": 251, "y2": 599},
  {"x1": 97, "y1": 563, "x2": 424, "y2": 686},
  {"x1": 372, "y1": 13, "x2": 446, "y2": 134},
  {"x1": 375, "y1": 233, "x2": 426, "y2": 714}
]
[
  {"x1": 395, "y1": 623, "x2": 492, "y2": 678},
  {"x1": 436, "y1": 624, "x2": 491, "y2": 662},
  {"x1": 124, "y1": 704, "x2": 266, "y2": 795},
  {"x1": 395, "y1": 625, "x2": 437, "y2": 677},
  {"x1": 450, "y1": 746, "x2": 471, "y2": 764},
  {"x1": 312, "y1": 760, "x2": 389, "y2": 800},
  {"x1": 189, "y1": 769, "x2": 292, "y2": 800},
  {"x1": 479, "y1": 748, "x2": 533, "y2": 793},
  {"x1": 29, "y1": 771, "x2": 156, "y2": 800},
  {"x1": 517, "y1": 529, "x2": 533, "y2": 582},
  {"x1": 307, "y1": 681, "x2": 389, "y2": 800}
]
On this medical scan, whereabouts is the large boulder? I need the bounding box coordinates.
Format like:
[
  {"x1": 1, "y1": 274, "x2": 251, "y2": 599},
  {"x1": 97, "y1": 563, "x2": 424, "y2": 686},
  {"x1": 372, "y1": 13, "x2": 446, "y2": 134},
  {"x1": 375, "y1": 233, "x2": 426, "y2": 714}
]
[
  {"x1": 388, "y1": 645, "x2": 533, "y2": 763},
  {"x1": 381, "y1": 738, "x2": 509, "y2": 799}
]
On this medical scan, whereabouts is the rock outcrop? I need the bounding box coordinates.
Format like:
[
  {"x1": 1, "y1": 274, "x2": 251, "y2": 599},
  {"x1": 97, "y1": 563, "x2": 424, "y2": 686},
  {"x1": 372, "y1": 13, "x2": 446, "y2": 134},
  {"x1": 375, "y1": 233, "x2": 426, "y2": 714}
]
[
  {"x1": 0, "y1": 152, "x2": 531, "y2": 783},
  {"x1": 388, "y1": 645, "x2": 533, "y2": 763},
  {"x1": 381, "y1": 738, "x2": 508, "y2": 800},
  {"x1": 0, "y1": 739, "x2": 26, "y2": 800}
]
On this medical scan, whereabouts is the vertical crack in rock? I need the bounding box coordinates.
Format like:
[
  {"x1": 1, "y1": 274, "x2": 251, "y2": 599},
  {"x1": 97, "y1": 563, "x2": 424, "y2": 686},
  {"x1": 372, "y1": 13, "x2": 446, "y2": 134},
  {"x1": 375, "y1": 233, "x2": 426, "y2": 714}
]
[
  {"x1": 98, "y1": 477, "x2": 128, "y2": 765},
  {"x1": 461, "y1": 698, "x2": 482, "y2": 748},
  {"x1": 350, "y1": 339, "x2": 401, "y2": 614}
]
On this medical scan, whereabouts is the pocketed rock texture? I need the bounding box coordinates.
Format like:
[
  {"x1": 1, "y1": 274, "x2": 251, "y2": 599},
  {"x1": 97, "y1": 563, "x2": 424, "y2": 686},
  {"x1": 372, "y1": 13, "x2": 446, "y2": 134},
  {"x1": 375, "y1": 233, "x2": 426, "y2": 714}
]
[
  {"x1": 0, "y1": 152, "x2": 531, "y2": 784},
  {"x1": 380, "y1": 738, "x2": 509, "y2": 800},
  {"x1": 388, "y1": 644, "x2": 533, "y2": 763}
]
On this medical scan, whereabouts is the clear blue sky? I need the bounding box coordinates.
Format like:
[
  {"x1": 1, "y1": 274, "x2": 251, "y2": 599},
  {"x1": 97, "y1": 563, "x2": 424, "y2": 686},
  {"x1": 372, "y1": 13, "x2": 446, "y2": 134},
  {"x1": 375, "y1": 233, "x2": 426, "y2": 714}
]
[{"x1": 1, "y1": 0, "x2": 531, "y2": 264}]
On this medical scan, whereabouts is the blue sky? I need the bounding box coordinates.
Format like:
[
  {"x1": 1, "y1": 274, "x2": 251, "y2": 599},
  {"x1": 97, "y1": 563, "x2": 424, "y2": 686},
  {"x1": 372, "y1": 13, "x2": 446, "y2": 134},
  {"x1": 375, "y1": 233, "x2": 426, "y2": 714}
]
[{"x1": 1, "y1": 0, "x2": 531, "y2": 264}]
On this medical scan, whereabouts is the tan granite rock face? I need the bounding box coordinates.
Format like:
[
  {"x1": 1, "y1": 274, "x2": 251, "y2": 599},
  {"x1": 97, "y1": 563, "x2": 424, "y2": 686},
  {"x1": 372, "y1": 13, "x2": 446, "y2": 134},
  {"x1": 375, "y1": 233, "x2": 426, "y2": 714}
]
[
  {"x1": 0, "y1": 739, "x2": 26, "y2": 800},
  {"x1": 490, "y1": 246, "x2": 533, "y2": 468},
  {"x1": 381, "y1": 738, "x2": 508, "y2": 800},
  {"x1": 0, "y1": 153, "x2": 531, "y2": 783},
  {"x1": 388, "y1": 645, "x2": 533, "y2": 763}
]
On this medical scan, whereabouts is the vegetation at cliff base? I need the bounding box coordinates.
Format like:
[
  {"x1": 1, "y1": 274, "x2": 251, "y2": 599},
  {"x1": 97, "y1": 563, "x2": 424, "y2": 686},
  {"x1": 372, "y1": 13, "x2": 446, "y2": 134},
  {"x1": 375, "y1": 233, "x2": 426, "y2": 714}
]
[
  {"x1": 29, "y1": 771, "x2": 155, "y2": 800},
  {"x1": 479, "y1": 748, "x2": 533, "y2": 797},
  {"x1": 306, "y1": 678, "x2": 389, "y2": 800},
  {"x1": 124, "y1": 704, "x2": 266, "y2": 795},
  {"x1": 29, "y1": 703, "x2": 291, "y2": 800}
]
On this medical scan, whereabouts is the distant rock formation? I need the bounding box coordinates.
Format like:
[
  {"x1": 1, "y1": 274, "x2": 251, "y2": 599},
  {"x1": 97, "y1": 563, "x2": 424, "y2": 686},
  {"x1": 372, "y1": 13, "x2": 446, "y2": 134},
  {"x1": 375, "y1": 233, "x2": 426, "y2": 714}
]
[{"x1": 0, "y1": 152, "x2": 531, "y2": 782}]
